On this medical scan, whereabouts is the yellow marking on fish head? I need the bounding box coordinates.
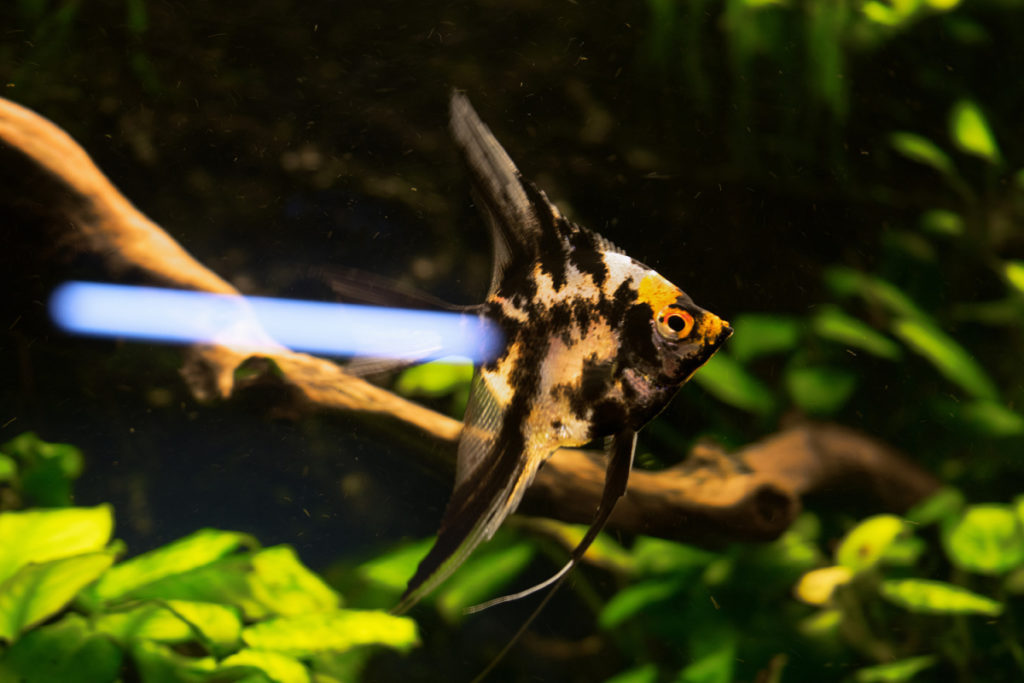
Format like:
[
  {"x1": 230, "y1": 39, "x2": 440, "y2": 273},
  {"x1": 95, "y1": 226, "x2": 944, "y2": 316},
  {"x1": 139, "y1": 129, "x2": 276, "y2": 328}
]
[{"x1": 637, "y1": 273, "x2": 682, "y2": 312}]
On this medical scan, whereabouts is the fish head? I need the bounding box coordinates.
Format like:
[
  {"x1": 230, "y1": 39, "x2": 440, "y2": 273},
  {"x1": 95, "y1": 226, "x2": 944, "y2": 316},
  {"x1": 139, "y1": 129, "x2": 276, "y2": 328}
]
[{"x1": 608, "y1": 264, "x2": 732, "y2": 429}]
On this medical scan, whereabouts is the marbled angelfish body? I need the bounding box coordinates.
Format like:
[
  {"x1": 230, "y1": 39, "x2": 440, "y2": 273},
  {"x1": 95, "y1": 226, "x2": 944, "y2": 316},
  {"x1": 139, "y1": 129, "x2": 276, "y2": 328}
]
[{"x1": 394, "y1": 94, "x2": 731, "y2": 614}]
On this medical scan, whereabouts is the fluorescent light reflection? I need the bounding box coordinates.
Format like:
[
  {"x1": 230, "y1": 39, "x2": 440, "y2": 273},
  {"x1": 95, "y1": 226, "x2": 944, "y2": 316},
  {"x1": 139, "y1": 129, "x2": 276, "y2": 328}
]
[{"x1": 50, "y1": 281, "x2": 502, "y2": 363}]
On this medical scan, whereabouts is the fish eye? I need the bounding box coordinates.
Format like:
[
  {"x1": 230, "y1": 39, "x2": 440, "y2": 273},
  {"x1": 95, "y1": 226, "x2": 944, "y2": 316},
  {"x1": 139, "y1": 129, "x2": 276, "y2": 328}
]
[{"x1": 655, "y1": 306, "x2": 695, "y2": 341}]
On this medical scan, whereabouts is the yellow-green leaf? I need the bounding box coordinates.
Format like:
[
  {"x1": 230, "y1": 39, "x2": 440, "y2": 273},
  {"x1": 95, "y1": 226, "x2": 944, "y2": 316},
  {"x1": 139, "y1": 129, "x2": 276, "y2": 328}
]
[
  {"x1": 249, "y1": 546, "x2": 340, "y2": 616},
  {"x1": 599, "y1": 577, "x2": 684, "y2": 629},
  {"x1": 221, "y1": 649, "x2": 310, "y2": 683},
  {"x1": 835, "y1": 514, "x2": 906, "y2": 573},
  {"x1": 960, "y1": 400, "x2": 1024, "y2": 437},
  {"x1": 241, "y1": 610, "x2": 419, "y2": 656},
  {"x1": 905, "y1": 487, "x2": 964, "y2": 526},
  {"x1": 0, "y1": 552, "x2": 115, "y2": 641},
  {"x1": 88, "y1": 529, "x2": 254, "y2": 604},
  {"x1": 880, "y1": 578, "x2": 1003, "y2": 616},
  {"x1": 793, "y1": 566, "x2": 853, "y2": 606},
  {"x1": 0, "y1": 506, "x2": 114, "y2": 585},
  {"x1": 855, "y1": 655, "x2": 937, "y2": 683},
  {"x1": 889, "y1": 132, "x2": 955, "y2": 176},
  {"x1": 943, "y1": 504, "x2": 1024, "y2": 575},
  {"x1": 436, "y1": 540, "x2": 534, "y2": 622},
  {"x1": 395, "y1": 359, "x2": 473, "y2": 397},
  {"x1": 891, "y1": 318, "x2": 998, "y2": 400},
  {"x1": 949, "y1": 99, "x2": 1001, "y2": 163},
  {"x1": 1004, "y1": 260, "x2": 1024, "y2": 296},
  {"x1": 919, "y1": 209, "x2": 964, "y2": 237},
  {"x1": 92, "y1": 600, "x2": 242, "y2": 650}
]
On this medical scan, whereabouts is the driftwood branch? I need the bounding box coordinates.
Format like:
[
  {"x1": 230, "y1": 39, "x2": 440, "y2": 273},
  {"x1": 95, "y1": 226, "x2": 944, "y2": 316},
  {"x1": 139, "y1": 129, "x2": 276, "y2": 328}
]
[{"x1": 1, "y1": 96, "x2": 940, "y2": 545}]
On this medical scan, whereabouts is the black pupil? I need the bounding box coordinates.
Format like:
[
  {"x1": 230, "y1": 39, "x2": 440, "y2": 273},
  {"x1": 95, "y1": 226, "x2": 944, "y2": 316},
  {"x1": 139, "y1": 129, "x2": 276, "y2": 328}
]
[{"x1": 667, "y1": 315, "x2": 687, "y2": 332}]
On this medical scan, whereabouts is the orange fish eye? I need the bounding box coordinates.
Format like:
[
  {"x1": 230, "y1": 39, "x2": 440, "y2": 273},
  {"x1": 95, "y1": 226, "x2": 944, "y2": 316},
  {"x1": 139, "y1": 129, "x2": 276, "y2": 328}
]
[{"x1": 655, "y1": 306, "x2": 695, "y2": 340}]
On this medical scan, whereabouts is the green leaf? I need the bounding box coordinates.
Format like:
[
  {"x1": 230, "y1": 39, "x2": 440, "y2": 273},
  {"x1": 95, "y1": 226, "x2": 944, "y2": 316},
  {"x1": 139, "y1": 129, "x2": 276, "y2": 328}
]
[
  {"x1": 0, "y1": 552, "x2": 115, "y2": 641},
  {"x1": 949, "y1": 99, "x2": 1001, "y2": 163},
  {"x1": 943, "y1": 504, "x2": 1024, "y2": 574},
  {"x1": 394, "y1": 359, "x2": 473, "y2": 398},
  {"x1": 891, "y1": 318, "x2": 998, "y2": 400},
  {"x1": 959, "y1": 399, "x2": 1024, "y2": 437},
  {"x1": 93, "y1": 600, "x2": 242, "y2": 650},
  {"x1": 0, "y1": 505, "x2": 114, "y2": 586},
  {"x1": 919, "y1": 209, "x2": 965, "y2": 237},
  {"x1": 631, "y1": 536, "x2": 719, "y2": 576},
  {"x1": 727, "y1": 314, "x2": 801, "y2": 363},
  {"x1": 0, "y1": 432, "x2": 84, "y2": 507},
  {"x1": 129, "y1": 640, "x2": 219, "y2": 683},
  {"x1": 880, "y1": 578, "x2": 1003, "y2": 616},
  {"x1": 0, "y1": 454, "x2": 17, "y2": 482},
  {"x1": 1004, "y1": 260, "x2": 1024, "y2": 296},
  {"x1": 855, "y1": 655, "x2": 938, "y2": 683},
  {"x1": 905, "y1": 487, "x2": 965, "y2": 526},
  {"x1": 692, "y1": 352, "x2": 776, "y2": 415},
  {"x1": 599, "y1": 576, "x2": 685, "y2": 629},
  {"x1": 248, "y1": 546, "x2": 340, "y2": 616},
  {"x1": 889, "y1": 132, "x2": 955, "y2": 177},
  {"x1": 221, "y1": 649, "x2": 311, "y2": 683},
  {"x1": 835, "y1": 514, "x2": 907, "y2": 573},
  {"x1": 436, "y1": 540, "x2": 534, "y2": 622},
  {"x1": 811, "y1": 307, "x2": 902, "y2": 360},
  {"x1": 604, "y1": 664, "x2": 658, "y2": 683},
  {"x1": 823, "y1": 268, "x2": 928, "y2": 320},
  {"x1": 241, "y1": 610, "x2": 419, "y2": 656},
  {"x1": 785, "y1": 364, "x2": 857, "y2": 415},
  {"x1": 677, "y1": 627, "x2": 736, "y2": 683},
  {"x1": 0, "y1": 614, "x2": 122, "y2": 683},
  {"x1": 87, "y1": 528, "x2": 255, "y2": 604},
  {"x1": 355, "y1": 537, "x2": 434, "y2": 593}
]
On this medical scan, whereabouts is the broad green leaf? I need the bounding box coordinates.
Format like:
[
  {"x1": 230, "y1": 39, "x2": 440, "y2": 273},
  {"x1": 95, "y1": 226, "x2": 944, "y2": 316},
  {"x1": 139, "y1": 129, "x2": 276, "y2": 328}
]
[
  {"x1": 0, "y1": 552, "x2": 115, "y2": 641},
  {"x1": 599, "y1": 576, "x2": 685, "y2": 629},
  {"x1": 249, "y1": 546, "x2": 340, "y2": 616},
  {"x1": 823, "y1": 268, "x2": 928, "y2": 320},
  {"x1": 0, "y1": 614, "x2": 122, "y2": 683},
  {"x1": 0, "y1": 505, "x2": 113, "y2": 585},
  {"x1": 631, "y1": 536, "x2": 719, "y2": 576},
  {"x1": 892, "y1": 318, "x2": 998, "y2": 400},
  {"x1": 355, "y1": 537, "x2": 434, "y2": 593},
  {"x1": 855, "y1": 655, "x2": 938, "y2": 683},
  {"x1": 785, "y1": 364, "x2": 857, "y2": 415},
  {"x1": 798, "y1": 608, "x2": 842, "y2": 639},
  {"x1": 87, "y1": 528, "x2": 255, "y2": 604},
  {"x1": 394, "y1": 359, "x2": 473, "y2": 397},
  {"x1": 793, "y1": 566, "x2": 852, "y2": 606},
  {"x1": 1004, "y1": 260, "x2": 1024, "y2": 296},
  {"x1": 692, "y1": 352, "x2": 775, "y2": 415},
  {"x1": 959, "y1": 400, "x2": 1024, "y2": 437},
  {"x1": 677, "y1": 628, "x2": 736, "y2": 683},
  {"x1": 880, "y1": 578, "x2": 1003, "y2": 616},
  {"x1": 906, "y1": 487, "x2": 964, "y2": 526},
  {"x1": 130, "y1": 640, "x2": 219, "y2": 683},
  {"x1": 727, "y1": 314, "x2": 801, "y2": 363},
  {"x1": 517, "y1": 518, "x2": 633, "y2": 573},
  {"x1": 835, "y1": 515, "x2": 906, "y2": 573},
  {"x1": 949, "y1": 99, "x2": 1001, "y2": 163},
  {"x1": 604, "y1": 664, "x2": 658, "y2": 683},
  {"x1": 242, "y1": 610, "x2": 419, "y2": 656},
  {"x1": 943, "y1": 504, "x2": 1024, "y2": 574},
  {"x1": 889, "y1": 132, "x2": 955, "y2": 177},
  {"x1": 93, "y1": 600, "x2": 242, "y2": 650},
  {"x1": 919, "y1": 209, "x2": 964, "y2": 237},
  {"x1": 221, "y1": 649, "x2": 310, "y2": 683},
  {"x1": 811, "y1": 307, "x2": 902, "y2": 360},
  {"x1": 436, "y1": 540, "x2": 534, "y2": 622}
]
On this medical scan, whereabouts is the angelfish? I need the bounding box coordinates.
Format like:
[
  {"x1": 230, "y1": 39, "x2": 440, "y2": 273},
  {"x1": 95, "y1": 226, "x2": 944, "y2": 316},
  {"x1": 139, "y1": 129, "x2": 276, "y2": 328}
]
[{"x1": 394, "y1": 93, "x2": 732, "y2": 614}]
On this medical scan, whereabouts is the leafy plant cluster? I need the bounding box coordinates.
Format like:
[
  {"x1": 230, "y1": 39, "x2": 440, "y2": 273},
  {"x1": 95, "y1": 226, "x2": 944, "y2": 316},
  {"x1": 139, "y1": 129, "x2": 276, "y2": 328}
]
[{"x1": 0, "y1": 433, "x2": 418, "y2": 683}]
